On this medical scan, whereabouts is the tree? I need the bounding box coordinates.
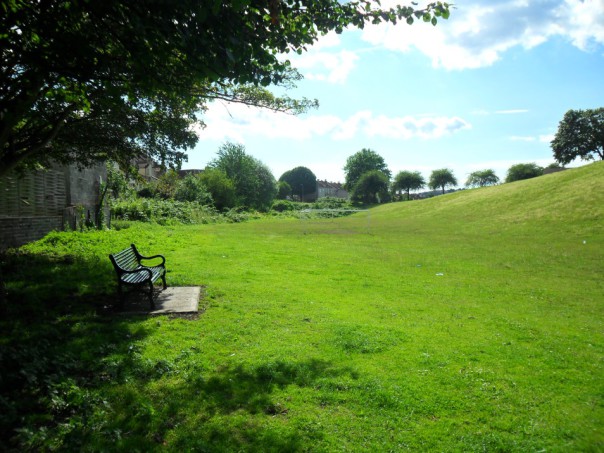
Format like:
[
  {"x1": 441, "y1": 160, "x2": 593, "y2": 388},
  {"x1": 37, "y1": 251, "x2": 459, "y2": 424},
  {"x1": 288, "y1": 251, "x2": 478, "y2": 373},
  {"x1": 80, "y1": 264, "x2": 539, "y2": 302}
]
[
  {"x1": 277, "y1": 181, "x2": 292, "y2": 200},
  {"x1": 1, "y1": 1, "x2": 451, "y2": 177},
  {"x1": 545, "y1": 162, "x2": 564, "y2": 170},
  {"x1": 465, "y1": 169, "x2": 500, "y2": 188},
  {"x1": 174, "y1": 174, "x2": 213, "y2": 205},
  {"x1": 350, "y1": 170, "x2": 390, "y2": 204},
  {"x1": 106, "y1": 162, "x2": 135, "y2": 201},
  {"x1": 209, "y1": 142, "x2": 277, "y2": 211},
  {"x1": 199, "y1": 169, "x2": 237, "y2": 210},
  {"x1": 429, "y1": 168, "x2": 457, "y2": 194},
  {"x1": 344, "y1": 149, "x2": 391, "y2": 191},
  {"x1": 154, "y1": 170, "x2": 181, "y2": 200},
  {"x1": 551, "y1": 108, "x2": 604, "y2": 164},
  {"x1": 279, "y1": 166, "x2": 317, "y2": 201},
  {"x1": 254, "y1": 163, "x2": 279, "y2": 211},
  {"x1": 392, "y1": 170, "x2": 425, "y2": 200},
  {"x1": 505, "y1": 163, "x2": 543, "y2": 183}
]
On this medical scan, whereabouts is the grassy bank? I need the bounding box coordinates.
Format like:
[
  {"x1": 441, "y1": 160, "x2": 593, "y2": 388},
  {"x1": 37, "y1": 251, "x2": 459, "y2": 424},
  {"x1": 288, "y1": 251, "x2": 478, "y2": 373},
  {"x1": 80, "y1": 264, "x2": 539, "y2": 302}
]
[{"x1": 2, "y1": 162, "x2": 602, "y2": 451}]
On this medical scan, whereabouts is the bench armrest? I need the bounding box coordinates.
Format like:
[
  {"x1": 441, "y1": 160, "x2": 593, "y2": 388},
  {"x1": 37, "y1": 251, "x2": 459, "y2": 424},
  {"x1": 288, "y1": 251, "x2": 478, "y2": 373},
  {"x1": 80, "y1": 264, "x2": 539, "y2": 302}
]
[
  {"x1": 138, "y1": 254, "x2": 165, "y2": 266},
  {"x1": 131, "y1": 244, "x2": 166, "y2": 266}
]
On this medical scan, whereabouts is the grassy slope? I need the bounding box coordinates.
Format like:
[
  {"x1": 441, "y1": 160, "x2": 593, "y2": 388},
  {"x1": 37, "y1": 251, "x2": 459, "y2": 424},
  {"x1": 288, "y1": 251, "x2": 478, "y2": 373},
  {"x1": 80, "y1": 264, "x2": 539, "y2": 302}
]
[{"x1": 5, "y1": 161, "x2": 604, "y2": 452}]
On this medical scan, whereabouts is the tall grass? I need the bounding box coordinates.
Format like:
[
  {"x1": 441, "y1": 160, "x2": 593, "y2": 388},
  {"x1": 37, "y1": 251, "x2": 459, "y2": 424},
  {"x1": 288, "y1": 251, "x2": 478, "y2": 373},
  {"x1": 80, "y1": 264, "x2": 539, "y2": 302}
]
[{"x1": 1, "y1": 162, "x2": 602, "y2": 451}]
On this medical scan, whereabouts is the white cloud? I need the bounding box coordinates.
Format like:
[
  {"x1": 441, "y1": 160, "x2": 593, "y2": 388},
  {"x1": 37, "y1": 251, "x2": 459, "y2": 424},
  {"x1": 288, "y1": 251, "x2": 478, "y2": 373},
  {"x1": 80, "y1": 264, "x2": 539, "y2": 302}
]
[
  {"x1": 287, "y1": 31, "x2": 359, "y2": 83},
  {"x1": 309, "y1": 31, "x2": 342, "y2": 51},
  {"x1": 293, "y1": 50, "x2": 359, "y2": 84},
  {"x1": 495, "y1": 109, "x2": 529, "y2": 115},
  {"x1": 195, "y1": 102, "x2": 471, "y2": 142},
  {"x1": 539, "y1": 134, "x2": 555, "y2": 143},
  {"x1": 364, "y1": 115, "x2": 471, "y2": 139},
  {"x1": 509, "y1": 133, "x2": 555, "y2": 142},
  {"x1": 195, "y1": 102, "x2": 340, "y2": 141},
  {"x1": 560, "y1": 0, "x2": 604, "y2": 49},
  {"x1": 361, "y1": 0, "x2": 604, "y2": 70},
  {"x1": 471, "y1": 109, "x2": 528, "y2": 116}
]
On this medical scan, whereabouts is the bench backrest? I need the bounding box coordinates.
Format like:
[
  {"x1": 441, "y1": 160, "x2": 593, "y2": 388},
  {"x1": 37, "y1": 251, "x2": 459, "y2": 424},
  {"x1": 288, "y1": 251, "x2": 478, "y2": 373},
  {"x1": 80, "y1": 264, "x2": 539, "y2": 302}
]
[{"x1": 109, "y1": 246, "x2": 139, "y2": 272}]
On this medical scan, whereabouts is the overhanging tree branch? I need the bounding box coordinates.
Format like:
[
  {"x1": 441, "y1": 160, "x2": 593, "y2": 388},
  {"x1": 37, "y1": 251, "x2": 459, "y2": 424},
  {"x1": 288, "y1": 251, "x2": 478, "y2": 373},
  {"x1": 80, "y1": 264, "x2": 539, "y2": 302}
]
[{"x1": 0, "y1": 0, "x2": 451, "y2": 177}]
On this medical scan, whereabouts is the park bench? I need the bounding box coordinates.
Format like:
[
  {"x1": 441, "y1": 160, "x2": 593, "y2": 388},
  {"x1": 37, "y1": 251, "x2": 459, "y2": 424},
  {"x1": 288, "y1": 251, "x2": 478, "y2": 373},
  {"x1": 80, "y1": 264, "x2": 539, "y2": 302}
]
[{"x1": 109, "y1": 244, "x2": 167, "y2": 308}]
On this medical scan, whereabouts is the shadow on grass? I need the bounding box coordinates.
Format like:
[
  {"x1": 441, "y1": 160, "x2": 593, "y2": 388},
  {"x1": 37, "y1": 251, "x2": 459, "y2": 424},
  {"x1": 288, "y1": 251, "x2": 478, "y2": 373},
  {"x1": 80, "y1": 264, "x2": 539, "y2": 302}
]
[
  {"x1": 0, "y1": 251, "x2": 143, "y2": 450},
  {"x1": 0, "y1": 252, "x2": 351, "y2": 451},
  {"x1": 95, "y1": 358, "x2": 355, "y2": 451}
]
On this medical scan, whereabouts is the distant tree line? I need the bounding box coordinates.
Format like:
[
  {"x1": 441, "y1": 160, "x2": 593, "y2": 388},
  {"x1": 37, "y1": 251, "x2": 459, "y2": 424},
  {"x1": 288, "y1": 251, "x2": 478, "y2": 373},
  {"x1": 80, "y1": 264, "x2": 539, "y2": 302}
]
[
  {"x1": 337, "y1": 107, "x2": 604, "y2": 203},
  {"x1": 108, "y1": 148, "x2": 570, "y2": 221},
  {"x1": 107, "y1": 103, "x2": 603, "y2": 215}
]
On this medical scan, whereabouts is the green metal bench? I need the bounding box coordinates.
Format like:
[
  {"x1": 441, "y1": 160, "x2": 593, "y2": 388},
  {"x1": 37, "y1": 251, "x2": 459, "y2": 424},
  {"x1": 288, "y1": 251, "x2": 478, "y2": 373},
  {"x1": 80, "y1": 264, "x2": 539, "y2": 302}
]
[{"x1": 109, "y1": 244, "x2": 167, "y2": 308}]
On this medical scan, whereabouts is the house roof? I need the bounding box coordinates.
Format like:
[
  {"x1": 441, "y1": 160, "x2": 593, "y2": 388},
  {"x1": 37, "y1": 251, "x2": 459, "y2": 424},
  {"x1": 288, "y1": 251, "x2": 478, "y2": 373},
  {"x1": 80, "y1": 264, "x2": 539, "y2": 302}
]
[{"x1": 317, "y1": 180, "x2": 345, "y2": 189}]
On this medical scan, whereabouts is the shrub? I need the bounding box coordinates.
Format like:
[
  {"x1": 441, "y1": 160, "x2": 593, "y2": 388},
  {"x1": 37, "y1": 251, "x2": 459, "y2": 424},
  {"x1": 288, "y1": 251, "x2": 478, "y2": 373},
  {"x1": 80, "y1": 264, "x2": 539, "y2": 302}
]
[
  {"x1": 199, "y1": 169, "x2": 237, "y2": 210},
  {"x1": 350, "y1": 170, "x2": 390, "y2": 204},
  {"x1": 209, "y1": 142, "x2": 277, "y2": 211},
  {"x1": 223, "y1": 207, "x2": 262, "y2": 223},
  {"x1": 505, "y1": 163, "x2": 543, "y2": 183},
  {"x1": 136, "y1": 187, "x2": 155, "y2": 199},
  {"x1": 272, "y1": 200, "x2": 295, "y2": 212},
  {"x1": 312, "y1": 197, "x2": 353, "y2": 210},
  {"x1": 278, "y1": 167, "x2": 316, "y2": 199},
  {"x1": 277, "y1": 181, "x2": 292, "y2": 200},
  {"x1": 174, "y1": 174, "x2": 213, "y2": 204},
  {"x1": 154, "y1": 170, "x2": 180, "y2": 199},
  {"x1": 111, "y1": 198, "x2": 219, "y2": 224}
]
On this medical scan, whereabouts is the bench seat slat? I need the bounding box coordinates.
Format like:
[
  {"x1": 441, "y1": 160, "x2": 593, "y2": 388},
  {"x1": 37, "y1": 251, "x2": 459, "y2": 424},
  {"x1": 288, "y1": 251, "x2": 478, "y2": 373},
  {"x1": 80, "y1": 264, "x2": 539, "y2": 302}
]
[{"x1": 120, "y1": 267, "x2": 163, "y2": 284}]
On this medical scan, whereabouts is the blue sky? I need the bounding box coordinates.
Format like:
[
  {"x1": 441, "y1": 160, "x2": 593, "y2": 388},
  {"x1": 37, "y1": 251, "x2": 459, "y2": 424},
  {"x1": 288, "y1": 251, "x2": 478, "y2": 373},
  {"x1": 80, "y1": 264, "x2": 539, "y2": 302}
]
[{"x1": 185, "y1": 0, "x2": 604, "y2": 186}]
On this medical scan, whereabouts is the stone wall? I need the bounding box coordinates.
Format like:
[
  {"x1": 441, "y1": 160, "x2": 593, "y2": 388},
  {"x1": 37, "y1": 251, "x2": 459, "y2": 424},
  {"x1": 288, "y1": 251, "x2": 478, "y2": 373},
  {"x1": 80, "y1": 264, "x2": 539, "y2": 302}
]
[
  {"x1": 0, "y1": 163, "x2": 107, "y2": 249},
  {"x1": 0, "y1": 166, "x2": 65, "y2": 217},
  {"x1": 0, "y1": 216, "x2": 63, "y2": 249}
]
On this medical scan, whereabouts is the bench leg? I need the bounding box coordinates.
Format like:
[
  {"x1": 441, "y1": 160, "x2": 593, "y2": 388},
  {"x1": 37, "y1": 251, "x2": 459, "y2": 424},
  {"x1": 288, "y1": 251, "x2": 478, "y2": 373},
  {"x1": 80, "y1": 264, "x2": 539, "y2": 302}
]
[{"x1": 161, "y1": 272, "x2": 167, "y2": 290}]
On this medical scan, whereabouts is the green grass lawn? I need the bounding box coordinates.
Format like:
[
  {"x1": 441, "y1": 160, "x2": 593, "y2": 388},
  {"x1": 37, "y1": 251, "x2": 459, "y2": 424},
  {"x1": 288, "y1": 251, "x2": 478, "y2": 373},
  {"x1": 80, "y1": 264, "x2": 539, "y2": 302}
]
[{"x1": 2, "y1": 162, "x2": 603, "y2": 451}]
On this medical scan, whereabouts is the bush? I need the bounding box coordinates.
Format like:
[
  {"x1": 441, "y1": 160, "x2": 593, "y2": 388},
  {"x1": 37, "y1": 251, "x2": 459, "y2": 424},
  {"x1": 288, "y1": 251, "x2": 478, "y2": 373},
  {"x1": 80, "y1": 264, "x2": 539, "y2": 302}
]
[
  {"x1": 350, "y1": 170, "x2": 390, "y2": 204},
  {"x1": 505, "y1": 163, "x2": 543, "y2": 183},
  {"x1": 278, "y1": 167, "x2": 316, "y2": 199},
  {"x1": 222, "y1": 207, "x2": 262, "y2": 223},
  {"x1": 269, "y1": 198, "x2": 356, "y2": 219},
  {"x1": 111, "y1": 198, "x2": 219, "y2": 224},
  {"x1": 312, "y1": 197, "x2": 353, "y2": 210},
  {"x1": 154, "y1": 170, "x2": 180, "y2": 199},
  {"x1": 277, "y1": 181, "x2": 292, "y2": 200},
  {"x1": 199, "y1": 169, "x2": 237, "y2": 210},
  {"x1": 136, "y1": 187, "x2": 155, "y2": 199},
  {"x1": 110, "y1": 199, "x2": 269, "y2": 225},
  {"x1": 271, "y1": 200, "x2": 295, "y2": 212},
  {"x1": 174, "y1": 174, "x2": 213, "y2": 204},
  {"x1": 209, "y1": 143, "x2": 277, "y2": 211}
]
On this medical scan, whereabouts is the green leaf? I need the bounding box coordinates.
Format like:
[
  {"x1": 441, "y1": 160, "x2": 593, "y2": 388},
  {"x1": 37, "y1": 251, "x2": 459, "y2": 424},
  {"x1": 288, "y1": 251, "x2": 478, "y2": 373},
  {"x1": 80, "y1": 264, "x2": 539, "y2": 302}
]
[
  {"x1": 431, "y1": 17, "x2": 438, "y2": 26},
  {"x1": 406, "y1": 16, "x2": 414, "y2": 25}
]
